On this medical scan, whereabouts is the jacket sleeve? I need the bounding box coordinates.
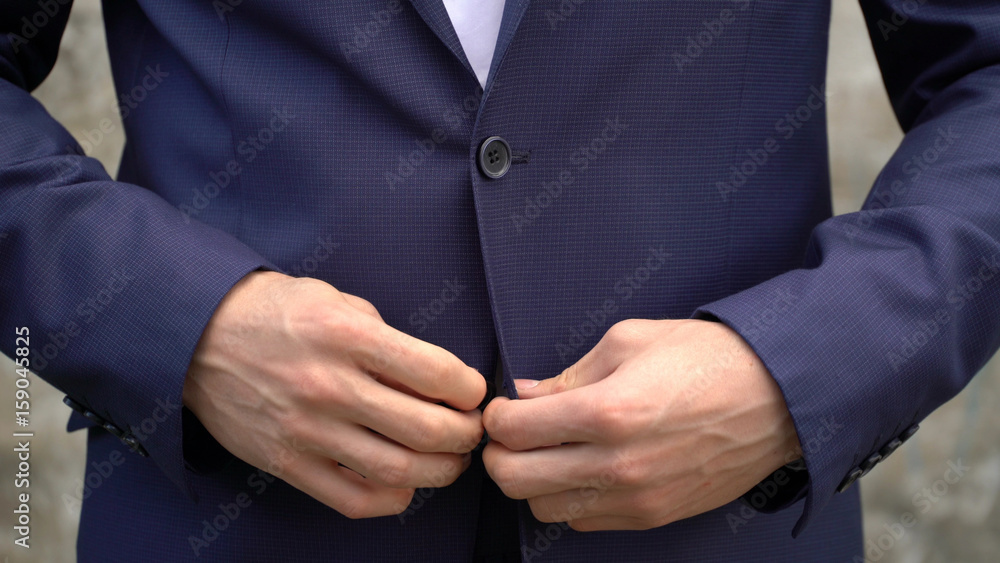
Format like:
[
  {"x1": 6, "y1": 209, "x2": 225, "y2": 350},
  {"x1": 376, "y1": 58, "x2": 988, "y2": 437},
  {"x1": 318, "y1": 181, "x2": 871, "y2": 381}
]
[
  {"x1": 0, "y1": 1, "x2": 273, "y2": 497},
  {"x1": 694, "y1": 0, "x2": 1000, "y2": 536}
]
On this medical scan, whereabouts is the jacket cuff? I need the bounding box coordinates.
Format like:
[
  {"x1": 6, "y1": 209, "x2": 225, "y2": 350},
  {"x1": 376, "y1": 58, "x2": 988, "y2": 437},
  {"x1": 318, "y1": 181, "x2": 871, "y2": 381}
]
[
  {"x1": 56, "y1": 251, "x2": 275, "y2": 501},
  {"x1": 693, "y1": 270, "x2": 923, "y2": 537}
]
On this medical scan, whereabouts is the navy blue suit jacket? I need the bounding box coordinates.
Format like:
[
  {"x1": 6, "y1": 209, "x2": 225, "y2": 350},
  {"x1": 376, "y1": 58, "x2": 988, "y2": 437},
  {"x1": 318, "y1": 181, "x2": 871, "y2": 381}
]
[{"x1": 3, "y1": 1, "x2": 1000, "y2": 561}]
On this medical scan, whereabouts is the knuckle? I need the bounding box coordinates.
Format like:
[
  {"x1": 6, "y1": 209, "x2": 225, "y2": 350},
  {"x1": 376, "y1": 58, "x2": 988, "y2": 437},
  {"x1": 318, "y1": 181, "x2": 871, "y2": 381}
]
[
  {"x1": 490, "y1": 460, "x2": 525, "y2": 499},
  {"x1": 604, "y1": 319, "x2": 646, "y2": 348},
  {"x1": 289, "y1": 365, "x2": 326, "y2": 402},
  {"x1": 291, "y1": 276, "x2": 329, "y2": 292},
  {"x1": 294, "y1": 365, "x2": 352, "y2": 410},
  {"x1": 440, "y1": 457, "x2": 466, "y2": 485},
  {"x1": 371, "y1": 331, "x2": 405, "y2": 373},
  {"x1": 459, "y1": 424, "x2": 485, "y2": 453},
  {"x1": 410, "y1": 415, "x2": 448, "y2": 452},
  {"x1": 487, "y1": 407, "x2": 523, "y2": 447},
  {"x1": 418, "y1": 353, "x2": 454, "y2": 396},
  {"x1": 338, "y1": 495, "x2": 374, "y2": 520},
  {"x1": 592, "y1": 400, "x2": 637, "y2": 440},
  {"x1": 389, "y1": 494, "x2": 415, "y2": 516},
  {"x1": 288, "y1": 299, "x2": 339, "y2": 337},
  {"x1": 426, "y1": 456, "x2": 463, "y2": 488},
  {"x1": 276, "y1": 411, "x2": 311, "y2": 446},
  {"x1": 309, "y1": 301, "x2": 374, "y2": 351},
  {"x1": 393, "y1": 489, "x2": 416, "y2": 513},
  {"x1": 481, "y1": 401, "x2": 502, "y2": 433},
  {"x1": 354, "y1": 296, "x2": 380, "y2": 317},
  {"x1": 448, "y1": 417, "x2": 482, "y2": 454},
  {"x1": 614, "y1": 459, "x2": 650, "y2": 488},
  {"x1": 373, "y1": 453, "x2": 414, "y2": 488},
  {"x1": 527, "y1": 498, "x2": 558, "y2": 523},
  {"x1": 551, "y1": 367, "x2": 575, "y2": 394},
  {"x1": 324, "y1": 309, "x2": 367, "y2": 344}
]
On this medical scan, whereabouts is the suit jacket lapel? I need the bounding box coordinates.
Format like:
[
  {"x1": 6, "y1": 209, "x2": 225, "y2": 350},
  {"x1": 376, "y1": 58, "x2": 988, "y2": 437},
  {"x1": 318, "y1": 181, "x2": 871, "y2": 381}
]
[
  {"x1": 406, "y1": 0, "x2": 475, "y2": 78},
  {"x1": 484, "y1": 0, "x2": 531, "y2": 90},
  {"x1": 407, "y1": 0, "x2": 532, "y2": 91}
]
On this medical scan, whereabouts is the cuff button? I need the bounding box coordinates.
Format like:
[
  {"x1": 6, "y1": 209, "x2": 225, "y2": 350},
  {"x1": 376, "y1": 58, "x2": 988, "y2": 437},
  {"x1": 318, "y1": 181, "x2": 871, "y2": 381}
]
[{"x1": 836, "y1": 468, "x2": 864, "y2": 493}]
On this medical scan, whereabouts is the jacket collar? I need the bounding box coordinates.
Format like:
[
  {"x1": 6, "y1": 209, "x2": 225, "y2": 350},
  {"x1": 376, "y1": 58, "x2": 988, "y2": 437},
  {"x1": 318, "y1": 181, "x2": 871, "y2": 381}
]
[{"x1": 407, "y1": 0, "x2": 531, "y2": 90}]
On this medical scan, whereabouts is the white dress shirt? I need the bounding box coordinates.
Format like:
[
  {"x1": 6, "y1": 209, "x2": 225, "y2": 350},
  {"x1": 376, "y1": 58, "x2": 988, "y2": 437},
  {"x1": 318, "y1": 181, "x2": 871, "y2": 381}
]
[{"x1": 441, "y1": 0, "x2": 506, "y2": 88}]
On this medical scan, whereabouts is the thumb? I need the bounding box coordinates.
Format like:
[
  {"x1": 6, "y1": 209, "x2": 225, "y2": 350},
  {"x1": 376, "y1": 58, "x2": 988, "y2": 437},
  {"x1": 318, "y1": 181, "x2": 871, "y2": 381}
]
[{"x1": 514, "y1": 344, "x2": 617, "y2": 399}]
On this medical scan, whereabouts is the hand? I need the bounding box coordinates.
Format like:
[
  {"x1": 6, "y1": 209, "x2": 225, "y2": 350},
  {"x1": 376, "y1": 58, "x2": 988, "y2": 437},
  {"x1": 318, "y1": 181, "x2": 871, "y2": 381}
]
[
  {"x1": 482, "y1": 318, "x2": 800, "y2": 531},
  {"x1": 183, "y1": 271, "x2": 486, "y2": 518}
]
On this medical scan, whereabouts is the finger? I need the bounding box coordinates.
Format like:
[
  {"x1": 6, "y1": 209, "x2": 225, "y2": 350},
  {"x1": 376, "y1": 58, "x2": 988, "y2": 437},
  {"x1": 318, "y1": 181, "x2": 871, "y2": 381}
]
[
  {"x1": 307, "y1": 422, "x2": 473, "y2": 489},
  {"x1": 281, "y1": 451, "x2": 414, "y2": 519},
  {"x1": 371, "y1": 372, "x2": 438, "y2": 403},
  {"x1": 483, "y1": 440, "x2": 604, "y2": 500},
  {"x1": 348, "y1": 379, "x2": 484, "y2": 453},
  {"x1": 341, "y1": 294, "x2": 383, "y2": 321},
  {"x1": 515, "y1": 322, "x2": 631, "y2": 400},
  {"x1": 354, "y1": 318, "x2": 487, "y2": 411},
  {"x1": 526, "y1": 487, "x2": 637, "y2": 524},
  {"x1": 483, "y1": 386, "x2": 607, "y2": 450}
]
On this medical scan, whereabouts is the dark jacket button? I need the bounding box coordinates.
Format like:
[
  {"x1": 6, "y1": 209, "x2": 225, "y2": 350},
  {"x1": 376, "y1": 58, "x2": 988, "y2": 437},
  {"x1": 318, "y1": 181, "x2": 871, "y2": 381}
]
[
  {"x1": 898, "y1": 424, "x2": 920, "y2": 444},
  {"x1": 836, "y1": 468, "x2": 864, "y2": 493},
  {"x1": 478, "y1": 136, "x2": 511, "y2": 179},
  {"x1": 102, "y1": 422, "x2": 125, "y2": 439},
  {"x1": 123, "y1": 435, "x2": 150, "y2": 457},
  {"x1": 858, "y1": 452, "x2": 883, "y2": 476}
]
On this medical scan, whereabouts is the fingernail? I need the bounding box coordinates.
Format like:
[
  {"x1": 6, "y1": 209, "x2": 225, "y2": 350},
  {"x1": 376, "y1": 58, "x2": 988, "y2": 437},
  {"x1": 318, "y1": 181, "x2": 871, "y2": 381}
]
[{"x1": 515, "y1": 379, "x2": 539, "y2": 390}]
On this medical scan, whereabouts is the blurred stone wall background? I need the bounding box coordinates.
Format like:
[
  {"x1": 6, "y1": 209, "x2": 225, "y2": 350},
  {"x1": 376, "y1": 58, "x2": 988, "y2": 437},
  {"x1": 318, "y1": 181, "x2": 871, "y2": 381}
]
[{"x1": 2, "y1": 0, "x2": 998, "y2": 561}]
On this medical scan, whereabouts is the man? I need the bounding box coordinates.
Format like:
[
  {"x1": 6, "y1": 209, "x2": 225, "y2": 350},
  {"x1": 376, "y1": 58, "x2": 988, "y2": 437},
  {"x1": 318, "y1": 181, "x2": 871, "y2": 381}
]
[{"x1": 2, "y1": 1, "x2": 999, "y2": 561}]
